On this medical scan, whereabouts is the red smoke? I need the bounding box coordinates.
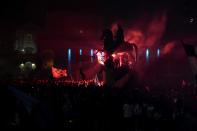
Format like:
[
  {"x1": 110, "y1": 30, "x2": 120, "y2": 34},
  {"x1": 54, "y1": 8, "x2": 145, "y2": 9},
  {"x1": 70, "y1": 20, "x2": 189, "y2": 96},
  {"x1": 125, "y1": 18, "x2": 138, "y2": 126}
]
[
  {"x1": 162, "y1": 41, "x2": 176, "y2": 55},
  {"x1": 124, "y1": 12, "x2": 167, "y2": 48},
  {"x1": 125, "y1": 30, "x2": 143, "y2": 45},
  {"x1": 145, "y1": 13, "x2": 167, "y2": 47},
  {"x1": 113, "y1": 12, "x2": 180, "y2": 58}
]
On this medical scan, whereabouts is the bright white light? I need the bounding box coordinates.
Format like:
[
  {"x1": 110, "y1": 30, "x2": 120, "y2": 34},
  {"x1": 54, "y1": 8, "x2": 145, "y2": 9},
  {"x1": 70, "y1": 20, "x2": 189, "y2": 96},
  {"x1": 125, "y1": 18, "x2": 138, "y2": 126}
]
[
  {"x1": 90, "y1": 49, "x2": 94, "y2": 56},
  {"x1": 79, "y1": 49, "x2": 82, "y2": 55},
  {"x1": 96, "y1": 51, "x2": 105, "y2": 65},
  {"x1": 31, "y1": 63, "x2": 36, "y2": 70},
  {"x1": 68, "y1": 48, "x2": 71, "y2": 64},
  {"x1": 112, "y1": 54, "x2": 116, "y2": 58},
  {"x1": 157, "y1": 49, "x2": 160, "y2": 57},
  {"x1": 19, "y1": 63, "x2": 25, "y2": 69},
  {"x1": 21, "y1": 49, "x2": 25, "y2": 54},
  {"x1": 146, "y1": 49, "x2": 150, "y2": 62}
]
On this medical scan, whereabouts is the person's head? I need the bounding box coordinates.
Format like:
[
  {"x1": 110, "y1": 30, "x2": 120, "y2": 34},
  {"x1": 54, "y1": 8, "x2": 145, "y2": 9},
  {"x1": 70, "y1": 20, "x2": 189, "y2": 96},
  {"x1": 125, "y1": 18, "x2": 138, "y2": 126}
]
[{"x1": 101, "y1": 29, "x2": 113, "y2": 41}]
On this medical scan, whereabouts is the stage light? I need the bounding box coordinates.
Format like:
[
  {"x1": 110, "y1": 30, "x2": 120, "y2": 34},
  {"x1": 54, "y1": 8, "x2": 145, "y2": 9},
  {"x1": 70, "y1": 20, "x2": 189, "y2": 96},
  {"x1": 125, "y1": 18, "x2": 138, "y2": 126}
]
[
  {"x1": 90, "y1": 49, "x2": 94, "y2": 63},
  {"x1": 157, "y1": 48, "x2": 160, "y2": 57},
  {"x1": 90, "y1": 49, "x2": 94, "y2": 56},
  {"x1": 146, "y1": 49, "x2": 150, "y2": 62},
  {"x1": 79, "y1": 49, "x2": 82, "y2": 55},
  {"x1": 68, "y1": 48, "x2": 72, "y2": 75},
  {"x1": 68, "y1": 48, "x2": 71, "y2": 56},
  {"x1": 68, "y1": 48, "x2": 71, "y2": 64}
]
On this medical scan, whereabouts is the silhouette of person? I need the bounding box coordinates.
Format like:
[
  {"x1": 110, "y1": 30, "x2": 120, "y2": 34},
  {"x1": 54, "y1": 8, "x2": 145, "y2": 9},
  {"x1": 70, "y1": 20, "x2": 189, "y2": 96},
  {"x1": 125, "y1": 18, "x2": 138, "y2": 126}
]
[
  {"x1": 79, "y1": 68, "x2": 86, "y2": 80},
  {"x1": 101, "y1": 29, "x2": 114, "y2": 54},
  {"x1": 114, "y1": 24, "x2": 124, "y2": 47}
]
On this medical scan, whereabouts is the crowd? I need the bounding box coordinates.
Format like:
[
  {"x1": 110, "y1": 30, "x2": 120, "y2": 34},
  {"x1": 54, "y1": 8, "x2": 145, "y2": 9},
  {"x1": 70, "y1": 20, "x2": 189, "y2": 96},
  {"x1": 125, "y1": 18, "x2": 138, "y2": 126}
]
[{"x1": 1, "y1": 80, "x2": 197, "y2": 130}]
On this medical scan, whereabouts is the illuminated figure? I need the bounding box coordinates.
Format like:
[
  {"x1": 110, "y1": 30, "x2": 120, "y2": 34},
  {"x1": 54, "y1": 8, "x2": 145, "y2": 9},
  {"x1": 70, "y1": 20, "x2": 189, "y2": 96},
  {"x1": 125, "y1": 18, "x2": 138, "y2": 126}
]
[{"x1": 99, "y1": 24, "x2": 138, "y2": 86}]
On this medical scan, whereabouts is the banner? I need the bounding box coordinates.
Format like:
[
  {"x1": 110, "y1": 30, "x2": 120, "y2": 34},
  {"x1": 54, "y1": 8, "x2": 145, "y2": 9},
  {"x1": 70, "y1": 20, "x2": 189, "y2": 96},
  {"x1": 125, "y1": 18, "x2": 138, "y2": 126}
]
[{"x1": 51, "y1": 66, "x2": 67, "y2": 79}]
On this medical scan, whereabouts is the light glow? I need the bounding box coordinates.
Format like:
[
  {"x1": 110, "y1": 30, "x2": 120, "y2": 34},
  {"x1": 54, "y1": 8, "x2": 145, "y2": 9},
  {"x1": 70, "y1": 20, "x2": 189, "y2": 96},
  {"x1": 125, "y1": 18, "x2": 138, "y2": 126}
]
[
  {"x1": 146, "y1": 49, "x2": 150, "y2": 62},
  {"x1": 79, "y1": 49, "x2": 82, "y2": 55},
  {"x1": 19, "y1": 63, "x2": 25, "y2": 69},
  {"x1": 68, "y1": 48, "x2": 71, "y2": 65},
  {"x1": 96, "y1": 51, "x2": 105, "y2": 65},
  {"x1": 157, "y1": 48, "x2": 160, "y2": 57},
  {"x1": 90, "y1": 49, "x2": 94, "y2": 56},
  {"x1": 32, "y1": 63, "x2": 36, "y2": 70},
  {"x1": 52, "y1": 66, "x2": 67, "y2": 79}
]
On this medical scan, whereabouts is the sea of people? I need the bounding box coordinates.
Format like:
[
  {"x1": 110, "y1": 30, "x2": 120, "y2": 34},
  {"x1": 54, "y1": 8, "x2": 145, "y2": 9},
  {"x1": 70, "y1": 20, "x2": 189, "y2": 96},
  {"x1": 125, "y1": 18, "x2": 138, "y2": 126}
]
[{"x1": 1, "y1": 79, "x2": 197, "y2": 130}]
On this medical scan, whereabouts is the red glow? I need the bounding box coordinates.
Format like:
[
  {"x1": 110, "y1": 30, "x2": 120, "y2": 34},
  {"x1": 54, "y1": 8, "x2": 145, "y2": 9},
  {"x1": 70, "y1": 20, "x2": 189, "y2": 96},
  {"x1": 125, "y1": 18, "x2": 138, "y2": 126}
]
[
  {"x1": 162, "y1": 41, "x2": 175, "y2": 55},
  {"x1": 145, "y1": 14, "x2": 167, "y2": 47},
  {"x1": 113, "y1": 52, "x2": 133, "y2": 67},
  {"x1": 124, "y1": 12, "x2": 167, "y2": 48},
  {"x1": 12, "y1": 79, "x2": 104, "y2": 87},
  {"x1": 52, "y1": 66, "x2": 68, "y2": 79},
  {"x1": 111, "y1": 54, "x2": 116, "y2": 58},
  {"x1": 125, "y1": 30, "x2": 143, "y2": 44},
  {"x1": 96, "y1": 43, "x2": 137, "y2": 68}
]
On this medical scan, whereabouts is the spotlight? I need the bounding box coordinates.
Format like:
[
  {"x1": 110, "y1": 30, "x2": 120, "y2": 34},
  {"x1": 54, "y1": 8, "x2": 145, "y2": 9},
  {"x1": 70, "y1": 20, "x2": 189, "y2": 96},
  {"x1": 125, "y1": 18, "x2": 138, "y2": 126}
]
[
  {"x1": 79, "y1": 49, "x2": 82, "y2": 55},
  {"x1": 157, "y1": 48, "x2": 160, "y2": 57},
  {"x1": 146, "y1": 49, "x2": 150, "y2": 62},
  {"x1": 90, "y1": 49, "x2": 94, "y2": 56}
]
